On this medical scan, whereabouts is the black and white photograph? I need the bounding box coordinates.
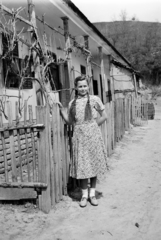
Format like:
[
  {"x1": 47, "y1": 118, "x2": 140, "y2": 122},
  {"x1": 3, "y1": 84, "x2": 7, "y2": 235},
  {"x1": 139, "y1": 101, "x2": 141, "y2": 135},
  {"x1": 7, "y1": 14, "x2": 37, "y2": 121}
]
[{"x1": 0, "y1": 0, "x2": 161, "y2": 239}]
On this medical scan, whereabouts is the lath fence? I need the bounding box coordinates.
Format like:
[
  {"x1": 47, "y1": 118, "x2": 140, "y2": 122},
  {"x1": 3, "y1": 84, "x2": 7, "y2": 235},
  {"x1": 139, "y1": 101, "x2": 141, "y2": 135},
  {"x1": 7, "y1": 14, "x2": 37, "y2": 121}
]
[
  {"x1": 0, "y1": 95, "x2": 149, "y2": 213},
  {"x1": 33, "y1": 104, "x2": 72, "y2": 212},
  {"x1": 133, "y1": 96, "x2": 148, "y2": 126},
  {"x1": 0, "y1": 100, "x2": 46, "y2": 202},
  {"x1": 100, "y1": 96, "x2": 148, "y2": 153}
]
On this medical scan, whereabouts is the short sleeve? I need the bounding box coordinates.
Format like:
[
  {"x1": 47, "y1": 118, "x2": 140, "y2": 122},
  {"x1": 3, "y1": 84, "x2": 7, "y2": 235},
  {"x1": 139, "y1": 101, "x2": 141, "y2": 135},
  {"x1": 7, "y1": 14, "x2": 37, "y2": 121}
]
[{"x1": 95, "y1": 96, "x2": 105, "y2": 112}]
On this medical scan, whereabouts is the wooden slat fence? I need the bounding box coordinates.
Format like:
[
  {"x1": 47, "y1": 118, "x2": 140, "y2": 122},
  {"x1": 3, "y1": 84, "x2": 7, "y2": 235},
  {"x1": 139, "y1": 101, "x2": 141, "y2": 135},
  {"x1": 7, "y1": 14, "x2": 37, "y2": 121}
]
[
  {"x1": 36, "y1": 96, "x2": 148, "y2": 212},
  {"x1": 133, "y1": 96, "x2": 148, "y2": 126},
  {"x1": 35, "y1": 104, "x2": 72, "y2": 212},
  {"x1": 100, "y1": 96, "x2": 148, "y2": 155},
  {"x1": 0, "y1": 100, "x2": 72, "y2": 213},
  {"x1": 0, "y1": 96, "x2": 149, "y2": 213},
  {"x1": 0, "y1": 101, "x2": 46, "y2": 203}
]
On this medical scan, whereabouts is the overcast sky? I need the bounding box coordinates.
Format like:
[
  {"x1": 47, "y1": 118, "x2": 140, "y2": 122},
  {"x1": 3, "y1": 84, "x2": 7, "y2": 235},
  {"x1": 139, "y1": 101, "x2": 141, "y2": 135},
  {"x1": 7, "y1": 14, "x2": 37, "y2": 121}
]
[{"x1": 72, "y1": 0, "x2": 161, "y2": 23}]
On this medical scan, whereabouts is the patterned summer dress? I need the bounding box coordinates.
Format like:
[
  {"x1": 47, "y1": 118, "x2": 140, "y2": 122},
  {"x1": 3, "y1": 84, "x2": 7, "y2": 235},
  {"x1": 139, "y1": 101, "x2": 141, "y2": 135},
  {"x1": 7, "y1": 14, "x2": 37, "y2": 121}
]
[{"x1": 69, "y1": 95, "x2": 108, "y2": 180}]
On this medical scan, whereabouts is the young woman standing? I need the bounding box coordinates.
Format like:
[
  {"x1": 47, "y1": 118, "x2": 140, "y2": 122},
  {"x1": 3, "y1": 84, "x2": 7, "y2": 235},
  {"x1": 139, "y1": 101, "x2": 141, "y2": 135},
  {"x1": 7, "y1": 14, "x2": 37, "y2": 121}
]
[{"x1": 59, "y1": 75, "x2": 108, "y2": 207}]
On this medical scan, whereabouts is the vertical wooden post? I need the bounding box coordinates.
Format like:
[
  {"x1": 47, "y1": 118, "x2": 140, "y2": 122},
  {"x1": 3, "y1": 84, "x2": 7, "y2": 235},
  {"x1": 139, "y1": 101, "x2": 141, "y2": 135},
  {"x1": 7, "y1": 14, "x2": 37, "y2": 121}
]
[
  {"x1": 84, "y1": 35, "x2": 93, "y2": 94},
  {"x1": 36, "y1": 105, "x2": 51, "y2": 213},
  {"x1": 29, "y1": 105, "x2": 36, "y2": 181},
  {"x1": 98, "y1": 47, "x2": 106, "y2": 104},
  {"x1": 27, "y1": 0, "x2": 44, "y2": 105},
  {"x1": 27, "y1": 0, "x2": 36, "y2": 23},
  {"x1": 24, "y1": 100, "x2": 31, "y2": 182},
  {"x1": 57, "y1": 105, "x2": 63, "y2": 200},
  {"x1": 64, "y1": 125, "x2": 69, "y2": 184},
  {"x1": 60, "y1": 117, "x2": 67, "y2": 196},
  {"x1": 0, "y1": 34, "x2": 4, "y2": 91},
  {"x1": 0, "y1": 109, "x2": 8, "y2": 182},
  {"x1": 52, "y1": 103, "x2": 59, "y2": 203},
  {"x1": 7, "y1": 101, "x2": 17, "y2": 182},
  {"x1": 133, "y1": 73, "x2": 138, "y2": 98},
  {"x1": 15, "y1": 101, "x2": 23, "y2": 182},
  {"x1": 124, "y1": 98, "x2": 126, "y2": 132},
  {"x1": 114, "y1": 100, "x2": 116, "y2": 145},
  {"x1": 62, "y1": 17, "x2": 74, "y2": 99}
]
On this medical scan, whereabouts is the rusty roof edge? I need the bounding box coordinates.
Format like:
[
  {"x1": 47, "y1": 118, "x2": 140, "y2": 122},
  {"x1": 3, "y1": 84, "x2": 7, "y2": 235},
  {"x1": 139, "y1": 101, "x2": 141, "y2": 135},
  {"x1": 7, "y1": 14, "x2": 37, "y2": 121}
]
[{"x1": 62, "y1": 0, "x2": 134, "y2": 69}]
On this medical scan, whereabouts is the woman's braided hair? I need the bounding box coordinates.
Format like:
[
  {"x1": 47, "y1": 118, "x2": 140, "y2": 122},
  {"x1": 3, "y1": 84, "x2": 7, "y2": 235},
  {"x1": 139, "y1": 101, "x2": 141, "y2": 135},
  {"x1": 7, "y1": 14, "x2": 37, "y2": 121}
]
[{"x1": 69, "y1": 75, "x2": 92, "y2": 123}]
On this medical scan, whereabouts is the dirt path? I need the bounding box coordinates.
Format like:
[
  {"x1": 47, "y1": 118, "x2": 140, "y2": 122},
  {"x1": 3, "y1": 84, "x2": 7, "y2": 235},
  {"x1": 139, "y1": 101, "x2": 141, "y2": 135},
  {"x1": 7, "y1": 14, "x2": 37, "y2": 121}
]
[{"x1": 1, "y1": 98, "x2": 161, "y2": 240}]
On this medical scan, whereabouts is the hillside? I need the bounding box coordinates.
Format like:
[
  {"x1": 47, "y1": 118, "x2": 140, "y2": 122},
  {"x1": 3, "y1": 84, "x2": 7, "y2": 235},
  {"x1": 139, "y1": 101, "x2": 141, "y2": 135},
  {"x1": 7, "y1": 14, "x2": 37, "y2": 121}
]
[{"x1": 94, "y1": 21, "x2": 161, "y2": 85}]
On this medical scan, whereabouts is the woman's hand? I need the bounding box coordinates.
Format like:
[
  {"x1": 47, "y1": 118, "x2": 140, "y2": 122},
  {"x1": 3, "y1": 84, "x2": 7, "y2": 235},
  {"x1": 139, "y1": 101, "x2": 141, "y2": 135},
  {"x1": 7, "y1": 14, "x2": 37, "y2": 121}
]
[
  {"x1": 96, "y1": 110, "x2": 107, "y2": 126},
  {"x1": 56, "y1": 101, "x2": 71, "y2": 125},
  {"x1": 57, "y1": 101, "x2": 63, "y2": 109}
]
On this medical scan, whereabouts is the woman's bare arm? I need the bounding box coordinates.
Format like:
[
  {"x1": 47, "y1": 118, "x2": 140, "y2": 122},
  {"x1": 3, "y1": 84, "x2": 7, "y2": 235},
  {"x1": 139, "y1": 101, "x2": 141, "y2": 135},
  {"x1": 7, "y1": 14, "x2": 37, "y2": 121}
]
[
  {"x1": 57, "y1": 102, "x2": 71, "y2": 125},
  {"x1": 96, "y1": 109, "x2": 107, "y2": 126}
]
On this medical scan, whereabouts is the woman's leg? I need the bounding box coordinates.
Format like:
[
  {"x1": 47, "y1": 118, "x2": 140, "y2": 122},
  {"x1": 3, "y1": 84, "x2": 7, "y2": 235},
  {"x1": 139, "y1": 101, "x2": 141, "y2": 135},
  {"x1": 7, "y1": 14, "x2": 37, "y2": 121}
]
[
  {"x1": 80, "y1": 178, "x2": 88, "y2": 190},
  {"x1": 89, "y1": 176, "x2": 98, "y2": 206},
  {"x1": 90, "y1": 176, "x2": 97, "y2": 188},
  {"x1": 90, "y1": 176, "x2": 97, "y2": 197}
]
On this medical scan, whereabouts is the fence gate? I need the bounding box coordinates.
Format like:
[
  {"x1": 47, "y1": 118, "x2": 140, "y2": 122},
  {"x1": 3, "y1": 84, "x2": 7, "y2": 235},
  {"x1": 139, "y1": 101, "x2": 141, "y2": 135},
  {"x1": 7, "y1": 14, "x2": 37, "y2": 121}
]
[
  {"x1": 134, "y1": 96, "x2": 148, "y2": 126},
  {"x1": 0, "y1": 102, "x2": 47, "y2": 210}
]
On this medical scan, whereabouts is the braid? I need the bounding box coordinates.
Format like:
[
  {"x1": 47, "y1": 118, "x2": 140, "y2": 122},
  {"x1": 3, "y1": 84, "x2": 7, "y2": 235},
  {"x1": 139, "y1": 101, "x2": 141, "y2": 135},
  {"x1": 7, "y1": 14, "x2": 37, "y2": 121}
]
[
  {"x1": 84, "y1": 92, "x2": 92, "y2": 121},
  {"x1": 69, "y1": 75, "x2": 92, "y2": 123},
  {"x1": 69, "y1": 90, "x2": 78, "y2": 123}
]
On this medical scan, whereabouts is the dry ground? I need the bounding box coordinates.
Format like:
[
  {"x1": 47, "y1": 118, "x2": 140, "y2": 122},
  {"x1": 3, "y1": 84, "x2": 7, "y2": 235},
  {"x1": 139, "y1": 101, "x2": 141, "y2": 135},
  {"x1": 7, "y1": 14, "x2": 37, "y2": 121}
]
[{"x1": 0, "y1": 98, "x2": 161, "y2": 240}]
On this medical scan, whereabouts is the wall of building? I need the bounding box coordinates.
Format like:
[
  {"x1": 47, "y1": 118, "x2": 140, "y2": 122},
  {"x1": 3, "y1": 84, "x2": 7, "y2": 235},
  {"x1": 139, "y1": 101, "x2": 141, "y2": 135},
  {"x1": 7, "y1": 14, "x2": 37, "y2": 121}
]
[
  {"x1": 111, "y1": 64, "x2": 134, "y2": 100},
  {"x1": 0, "y1": 0, "x2": 135, "y2": 124}
]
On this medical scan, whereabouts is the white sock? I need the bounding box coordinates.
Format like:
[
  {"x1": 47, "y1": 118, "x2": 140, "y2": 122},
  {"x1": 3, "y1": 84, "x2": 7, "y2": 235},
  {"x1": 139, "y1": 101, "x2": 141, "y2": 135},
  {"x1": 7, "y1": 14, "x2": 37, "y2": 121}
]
[
  {"x1": 82, "y1": 189, "x2": 88, "y2": 198},
  {"x1": 90, "y1": 188, "x2": 96, "y2": 197}
]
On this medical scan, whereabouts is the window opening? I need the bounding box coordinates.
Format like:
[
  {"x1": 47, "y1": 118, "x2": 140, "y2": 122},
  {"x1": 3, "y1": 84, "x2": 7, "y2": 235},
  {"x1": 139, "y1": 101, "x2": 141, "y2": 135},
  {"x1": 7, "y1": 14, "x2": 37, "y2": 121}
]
[
  {"x1": 106, "y1": 79, "x2": 112, "y2": 102},
  {"x1": 80, "y1": 65, "x2": 86, "y2": 75},
  {"x1": 2, "y1": 33, "x2": 33, "y2": 89}
]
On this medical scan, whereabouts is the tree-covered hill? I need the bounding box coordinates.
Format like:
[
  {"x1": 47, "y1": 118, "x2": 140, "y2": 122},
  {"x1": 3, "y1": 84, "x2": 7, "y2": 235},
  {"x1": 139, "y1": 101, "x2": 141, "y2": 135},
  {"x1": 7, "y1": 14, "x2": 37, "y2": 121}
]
[{"x1": 94, "y1": 21, "x2": 161, "y2": 85}]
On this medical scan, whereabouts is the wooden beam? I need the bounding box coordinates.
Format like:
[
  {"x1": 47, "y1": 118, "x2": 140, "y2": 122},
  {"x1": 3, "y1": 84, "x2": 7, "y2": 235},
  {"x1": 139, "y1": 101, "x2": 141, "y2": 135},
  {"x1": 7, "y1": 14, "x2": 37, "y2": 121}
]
[
  {"x1": 62, "y1": 17, "x2": 74, "y2": 98},
  {"x1": 98, "y1": 46, "x2": 106, "y2": 104},
  {"x1": 84, "y1": 35, "x2": 93, "y2": 94},
  {"x1": 91, "y1": 61, "x2": 101, "y2": 68},
  {"x1": 0, "y1": 123, "x2": 44, "y2": 132},
  {"x1": 0, "y1": 4, "x2": 35, "y2": 28},
  {"x1": 84, "y1": 35, "x2": 89, "y2": 50},
  {"x1": 0, "y1": 182, "x2": 47, "y2": 188},
  {"x1": 61, "y1": 17, "x2": 69, "y2": 41},
  {"x1": 133, "y1": 73, "x2": 138, "y2": 97},
  {"x1": 36, "y1": 15, "x2": 64, "y2": 36},
  {"x1": 0, "y1": 187, "x2": 37, "y2": 200}
]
